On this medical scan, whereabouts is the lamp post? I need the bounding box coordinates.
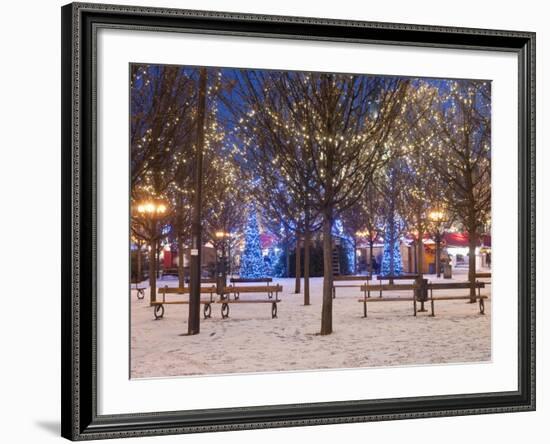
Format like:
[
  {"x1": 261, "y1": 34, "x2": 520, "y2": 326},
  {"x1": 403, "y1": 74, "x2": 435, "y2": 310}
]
[
  {"x1": 428, "y1": 209, "x2": 446, "y2": 278},
  {"x1": 136, "y1": 201, "x2": 167, "y2": 305}
]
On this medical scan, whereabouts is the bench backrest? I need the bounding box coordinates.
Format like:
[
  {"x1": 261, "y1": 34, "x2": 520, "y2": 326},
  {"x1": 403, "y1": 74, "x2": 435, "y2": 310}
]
[
  {"x1": 428, "y1": 282, "x2": 485, "y2": 290},
  {"x1": 224, "y1": 285, "x2": 282, "y2": 293},
  {"x1": 230, "y1": 277, "x2": 273, "y2": 283},
  {"x1": 475, "y1": 273, "x2": 491, "y2": 278},
  {"x1": 360, "y1": 284, "x2": 418, "y2": 292},
  {"x1": 184, "y1": 277, "x2": 217, "y2": 284},
  {"x1": 159, "y1": 285, "x2": 216, "y2": 294},
  {"x1": 333, "y1": 275, "x2": 372, "y2": 282},
  {"x1": 376, "y1": 274, "x2": 420, "y2": 280}
]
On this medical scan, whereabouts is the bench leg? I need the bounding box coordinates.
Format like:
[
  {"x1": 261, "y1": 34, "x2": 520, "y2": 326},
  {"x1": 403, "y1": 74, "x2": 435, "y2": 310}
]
[
  {"x1": 430, "y1": 298, "x2": 435, "y2": 317},
  {"x1": 413, "y1": 297, "x2": 417, "y2": 317},
  {"x1": 363, "y1": 300, "x2": 367, "y2": 318},
  {"x1": 430, "y1": 289, "x2": 435, "y2": 317},
  {"x1": 271, "y1": 302, "x2": 278, "y2": 319},
  {"x1": 332, "y1": 287, "x2": 336, "y2": 299},
  {"x1": 418, "y1": 299, "x2": 427, "y2": 312},
  {"x1": 479, "y1": 298, "x2": 485, "y2": 315},
  {"x1": 153, "y1": 304, "x2": 164, "y2": 320},
  {"x1": 137, "y1": 289, "x2": 145, "y2": 300},
  {"x1": 221, "y1": 302, "x2": 230, "y2": 319},
  {"x1": 203, "y1": 303, "x2": 212, "y2": 319}
]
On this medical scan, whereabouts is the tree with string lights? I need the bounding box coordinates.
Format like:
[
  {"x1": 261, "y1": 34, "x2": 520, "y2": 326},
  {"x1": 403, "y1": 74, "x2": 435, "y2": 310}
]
[
  {"x1": 379, "y1": 166, "x2": 405, "y2": 278},
  {"x1": 202, "y1": 146, "x2": 248, "y2": 281},
  {"x1": 225, "y1": 71, "x2": 322, "y2": 305},
  {"x1": 341, "y1": 178, "x2": 385, "y2": 275},
  {"x1": 229, "y1": 70, "x2": 410, "y2": 334},
  {"x1": 240, "y1": 208, "x2": 267, "y2": 278},
  {"x1": 422, "y1": 80, "x2": 491, "y2": 301},
  {"x1": 130, "y1": 64, "x2": 198, "y2": 303}
]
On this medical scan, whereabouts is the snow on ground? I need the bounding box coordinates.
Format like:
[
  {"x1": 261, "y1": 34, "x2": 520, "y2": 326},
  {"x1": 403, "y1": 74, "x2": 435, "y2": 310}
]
[{"x1": 130, "y1": 268, "x2": 491, "y2": 378}]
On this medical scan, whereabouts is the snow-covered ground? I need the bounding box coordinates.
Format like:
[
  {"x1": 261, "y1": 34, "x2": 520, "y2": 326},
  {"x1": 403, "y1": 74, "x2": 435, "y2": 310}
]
[{"x1": 130, "y1": 268, "x2": 491, "y2": 378}]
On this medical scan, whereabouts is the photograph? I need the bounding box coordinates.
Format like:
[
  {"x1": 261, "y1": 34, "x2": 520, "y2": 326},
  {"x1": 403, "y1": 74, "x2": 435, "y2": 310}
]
[{"x1": 129, "y1": 64, "x2": 492, "y2": 378}]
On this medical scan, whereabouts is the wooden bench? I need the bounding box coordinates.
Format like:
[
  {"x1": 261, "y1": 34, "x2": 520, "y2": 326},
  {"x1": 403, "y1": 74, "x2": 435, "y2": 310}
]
[
  {"x1": 428, "y1": 282, "x2": 488, "y2": 315},
  {"x1": 230, "y1": 277, "x2": 273, "y2": 284},
  {"x1": 475, "y1": 272, "x2": 491, "y2": 278},
  {"x1": 184, "y1": 277, "x2": 218, "y2": 285},
  {"x1": 358, "y1": 281, "x2": 487, "y2": 317},
  {"x1": 376, "y1": 274, "x2": 420, "y2": 284},
  {"x1": 228, "y1": 277, "x2": 274, "y2": 299},
  {"x1": 359, "y1": 283, "x2": 419, "y2": 317},
  {"x1": 475, "y1": 272, "x2": 491, "y2": 285},
  {"x1": 222, "y1": 284, "x2": 282, "y2": 301},
  {"x1": 332, "y1": 275, "x2": 372, "y2": 298},
  {"x1": 152, "y1": 285, "x2": 216, "y2": 320},
  {"x1": 219, "y1": 284, "x2": 283, "y2": 319}
]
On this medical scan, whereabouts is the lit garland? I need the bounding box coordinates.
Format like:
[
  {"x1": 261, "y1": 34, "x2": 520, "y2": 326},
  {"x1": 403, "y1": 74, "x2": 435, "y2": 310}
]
[{"x1": 239, "y1": 208, "x2": 267, "y2": 278}]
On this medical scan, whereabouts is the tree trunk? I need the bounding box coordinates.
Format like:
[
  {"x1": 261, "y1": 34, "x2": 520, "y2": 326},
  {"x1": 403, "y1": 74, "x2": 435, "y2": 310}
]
[
  {"x1": 389, "y1": 222, "x2": 395, "y2": 285},
  {"x1": 188, "y1": 67, "x2": 207, "y2": 335},
  {"x1": 320, "y1": 213, "x2": 334, "y2": 335},
  {"x1": 412, "y1": 242, "x2": 417, "y2": 274},
  {"x1": 177, "y1": 235, "x2": 185, "y2": 288},
  {"x1": 148, "y1": 239, "x2": 157, "y2": 305},
  {"x1": 468, "y1": 232, "x2": 478, "y2": 302},
  {"x1": 369, "y1": 240, "x2": 374, "y2": 277},
  {"x1": 304, "y1": 227, "x2": 311, "y2": 305},
  {"x1": 417, "y1": 232, "x2": 424, "y2": 276},
  {"x1": 294, "y1": 236, "x2": 301, "y2": 294},
  {"x1": 353, "y1": 236, "x2": 358, "y2": 274},
  {"x1": 285, "y1": 242, "x2": 290, "y2": 278},
  {"x1": 136, "y1": 241, "x2": 142, "y2": 282},
  {"x1": 227, "y1": 242, "x2": 232, "y2": 277},
  {"x1": 435, "y1": 237, "x2": 441, "y2": 278},
  {"x1": 156, "y1": 246, "x2": 161, "y2": 279},
  {"x1": 416, "y1": 232, "x2": 426, "y2": 312}
]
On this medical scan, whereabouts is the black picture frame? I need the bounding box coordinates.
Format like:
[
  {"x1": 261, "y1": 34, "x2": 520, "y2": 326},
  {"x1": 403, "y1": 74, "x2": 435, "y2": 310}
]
[{"x1": 61, "y1": 2, "x2": 536, "y2": 440}]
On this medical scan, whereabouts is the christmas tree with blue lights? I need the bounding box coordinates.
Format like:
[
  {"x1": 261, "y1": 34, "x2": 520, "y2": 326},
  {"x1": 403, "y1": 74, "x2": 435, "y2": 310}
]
[
  {"x1": 240, "y1": 209, "x2": 267, "y2": 278},
  {"x1": 381, "y1": 217, "x2": 403, "y2": 276}
]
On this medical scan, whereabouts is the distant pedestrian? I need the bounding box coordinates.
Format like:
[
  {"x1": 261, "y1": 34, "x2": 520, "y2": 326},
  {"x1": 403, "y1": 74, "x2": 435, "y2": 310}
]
[{"x1": 371, "y1": 256, "x2": 379, "y2": 274}]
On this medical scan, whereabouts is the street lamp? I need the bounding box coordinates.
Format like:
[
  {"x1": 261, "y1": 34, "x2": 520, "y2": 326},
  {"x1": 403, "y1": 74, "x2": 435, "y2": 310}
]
[
  {"x1": 428, "y1": 209, "x2": 446, "y2": 278},
  {"x1": 137, "y1": 201, "x2": 167, "y2": 216},
  {"x1": 135, "y1": 200, "x2": 168, "y2": 304}
]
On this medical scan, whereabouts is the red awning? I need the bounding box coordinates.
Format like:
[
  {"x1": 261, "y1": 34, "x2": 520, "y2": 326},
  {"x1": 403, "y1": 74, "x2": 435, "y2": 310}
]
[{"x1": 443, "y1": 232, "x2": 491, "y2": 247}]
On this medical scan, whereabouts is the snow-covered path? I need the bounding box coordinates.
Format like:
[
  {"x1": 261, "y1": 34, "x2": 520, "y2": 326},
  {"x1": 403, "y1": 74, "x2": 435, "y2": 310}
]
[{"x1": 130, "y1": 269, "x2": 491, "y2": 378}]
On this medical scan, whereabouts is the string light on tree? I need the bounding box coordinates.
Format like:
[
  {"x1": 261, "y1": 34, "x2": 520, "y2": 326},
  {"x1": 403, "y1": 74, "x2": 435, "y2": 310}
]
[
  {"x1": 381, "y1": 220, "x2": 403, "y2": 276},
  {"x1": 239, "y1": 208, "x2": 267, "y2": 278}
]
